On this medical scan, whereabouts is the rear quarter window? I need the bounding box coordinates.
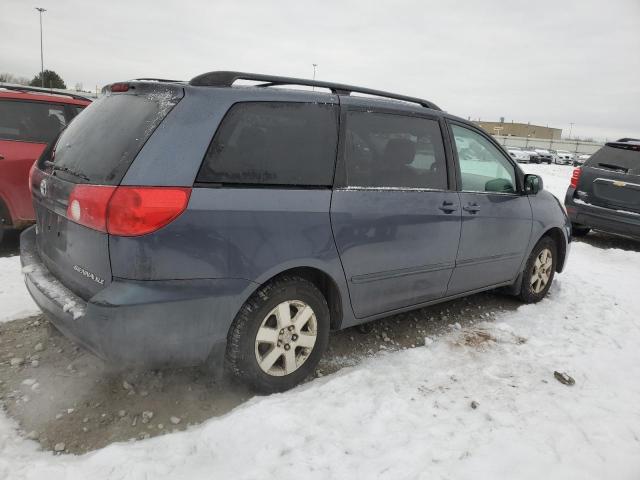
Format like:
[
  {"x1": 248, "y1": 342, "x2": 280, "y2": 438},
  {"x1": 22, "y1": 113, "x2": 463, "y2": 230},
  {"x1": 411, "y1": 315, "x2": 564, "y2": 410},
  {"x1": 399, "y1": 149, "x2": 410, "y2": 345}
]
[{"x1": 196, "y1": 102, "x2": 339, "y2": 186}]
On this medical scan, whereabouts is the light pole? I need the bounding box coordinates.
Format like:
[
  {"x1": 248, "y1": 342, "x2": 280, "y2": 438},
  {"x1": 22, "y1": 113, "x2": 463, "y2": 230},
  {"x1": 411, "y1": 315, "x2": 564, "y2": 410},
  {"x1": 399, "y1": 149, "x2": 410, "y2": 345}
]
[
  {"x1": 35, "y1": 7, "x2": 46, "y2": 87},
  {"x1": 569, "y1": 122, "x2": 574, "y2": 139},
  {"x1": 312, "y1": 63, "x2": 317, "y2": 91}
]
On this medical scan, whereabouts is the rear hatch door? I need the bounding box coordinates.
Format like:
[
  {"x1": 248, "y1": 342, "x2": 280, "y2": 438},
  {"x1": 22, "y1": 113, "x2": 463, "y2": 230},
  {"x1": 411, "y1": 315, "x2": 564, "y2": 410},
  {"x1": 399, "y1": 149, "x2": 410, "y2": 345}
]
[
  {"x1": 577, "y1": 142, "x2": 640, "y2": 214},
  {"x1": 31, "y1": 83, "x2": 183, "y2": 300}
]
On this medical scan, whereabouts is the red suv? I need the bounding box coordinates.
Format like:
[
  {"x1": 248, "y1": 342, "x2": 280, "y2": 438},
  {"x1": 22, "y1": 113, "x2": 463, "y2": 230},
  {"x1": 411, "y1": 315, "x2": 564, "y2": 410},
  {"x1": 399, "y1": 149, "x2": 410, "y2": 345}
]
[{"x1": 0, "y1": 86, "x2": 91, "y2": 242}]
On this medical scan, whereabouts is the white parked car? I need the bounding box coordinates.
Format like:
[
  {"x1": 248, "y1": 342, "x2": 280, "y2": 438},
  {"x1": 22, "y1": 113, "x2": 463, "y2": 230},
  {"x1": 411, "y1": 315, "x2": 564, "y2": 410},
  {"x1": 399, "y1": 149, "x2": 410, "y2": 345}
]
[
  {"x1": 553, "y1": 150, "x2": 574, "y2": 165},
  {"x1": 506, "y1": 147, "x2": 534, "y2": 163}
]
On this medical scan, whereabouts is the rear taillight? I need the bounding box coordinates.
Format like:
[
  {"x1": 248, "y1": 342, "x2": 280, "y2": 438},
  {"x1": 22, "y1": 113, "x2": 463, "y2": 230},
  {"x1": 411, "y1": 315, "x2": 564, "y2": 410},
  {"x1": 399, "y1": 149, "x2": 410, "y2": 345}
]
[
  {"x1": 107, "y1": 187, "x2": 191, "y2": 236},
  {"x1": 67, "y1": 185, "x2": 116, "y2": 232},
  {"x1": 570, "y1": 167, "x2": 581, "y2": 189},
  {"x1": 66, "y1": 185, "x2": 191, "y2": 236},
  {"x1": 28, "y1": 162, "x2": 36, "y2": 189}
]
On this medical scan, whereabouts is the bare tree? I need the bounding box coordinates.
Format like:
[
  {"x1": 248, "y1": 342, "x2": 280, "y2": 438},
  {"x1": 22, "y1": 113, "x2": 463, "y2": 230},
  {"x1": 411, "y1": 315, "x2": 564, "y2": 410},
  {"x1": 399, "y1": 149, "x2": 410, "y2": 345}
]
[{"x1": 0, "y1": 72, "x2": 31, "y2": 85}]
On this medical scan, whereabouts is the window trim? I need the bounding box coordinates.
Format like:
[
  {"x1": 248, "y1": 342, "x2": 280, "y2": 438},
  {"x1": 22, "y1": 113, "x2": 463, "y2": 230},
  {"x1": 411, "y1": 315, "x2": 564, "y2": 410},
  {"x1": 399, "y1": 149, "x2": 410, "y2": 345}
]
[
  {"x1": 445, "y1": 119, "x2": 525, "y2": 195},
  {"x1": 333, "y1": 106, "x2": 452, "y2": 192},
  {"x1": 194, "y1": 100, "x2": 340, "y2": 188}
]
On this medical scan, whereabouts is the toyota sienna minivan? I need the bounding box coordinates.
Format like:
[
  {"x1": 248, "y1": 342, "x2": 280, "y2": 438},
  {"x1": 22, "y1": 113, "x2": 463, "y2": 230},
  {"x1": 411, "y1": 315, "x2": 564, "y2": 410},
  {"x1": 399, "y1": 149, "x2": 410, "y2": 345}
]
[{"x1": 21, "y1": 71, "x2": 570, "y2": 392}]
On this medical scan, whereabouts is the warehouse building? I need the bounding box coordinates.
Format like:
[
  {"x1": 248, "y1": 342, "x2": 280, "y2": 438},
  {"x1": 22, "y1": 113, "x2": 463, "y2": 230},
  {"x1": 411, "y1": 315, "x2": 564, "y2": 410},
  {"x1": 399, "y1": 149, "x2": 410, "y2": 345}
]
[{"x1": 475, "y1": 120, "x2": 562, "y2": 140}]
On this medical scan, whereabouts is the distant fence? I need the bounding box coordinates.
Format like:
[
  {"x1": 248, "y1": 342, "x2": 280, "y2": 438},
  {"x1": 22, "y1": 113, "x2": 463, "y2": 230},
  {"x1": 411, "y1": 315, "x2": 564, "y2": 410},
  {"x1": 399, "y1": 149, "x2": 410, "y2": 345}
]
[{"x1": 492, "y1": 135, "x2": 603, "y2": 155}]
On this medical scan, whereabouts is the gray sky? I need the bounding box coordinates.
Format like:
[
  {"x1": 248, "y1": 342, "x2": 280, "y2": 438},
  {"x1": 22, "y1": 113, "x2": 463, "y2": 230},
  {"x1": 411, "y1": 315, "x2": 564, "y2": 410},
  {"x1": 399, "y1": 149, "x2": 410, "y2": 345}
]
[{"x1": 2, "y1": 0, "x2": 638, "y2": 140}]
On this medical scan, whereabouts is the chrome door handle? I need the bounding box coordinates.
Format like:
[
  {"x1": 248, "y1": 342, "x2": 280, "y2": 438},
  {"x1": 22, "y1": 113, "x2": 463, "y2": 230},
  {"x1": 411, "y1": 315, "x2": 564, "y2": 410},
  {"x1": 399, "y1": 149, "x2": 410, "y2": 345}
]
[
  {"x1": 438, "y1": 201, "x2": 458, "y2": 213},
  {"x1": 463, "y1": 203, "x2": 481, "y2": 213}
]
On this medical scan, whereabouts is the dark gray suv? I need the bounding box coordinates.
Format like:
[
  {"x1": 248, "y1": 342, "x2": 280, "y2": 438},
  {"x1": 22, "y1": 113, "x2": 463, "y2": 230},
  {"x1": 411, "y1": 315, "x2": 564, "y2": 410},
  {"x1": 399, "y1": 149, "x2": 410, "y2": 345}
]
[
  {"x1": 21, "y1": 71, "x2": 570, "y2": 392},
  {"x1": 565, "y1": 138, "x2": 640, "y2": 240}
]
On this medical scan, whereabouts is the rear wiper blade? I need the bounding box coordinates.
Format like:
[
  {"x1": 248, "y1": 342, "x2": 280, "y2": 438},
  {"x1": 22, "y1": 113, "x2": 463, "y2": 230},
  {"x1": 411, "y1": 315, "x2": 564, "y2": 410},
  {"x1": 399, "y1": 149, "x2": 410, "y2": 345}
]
[
  {"x1": 598, "y1": 163, "x2": 628, "y2": 173},
  {"x1": 48, "y1": 163, "x2": 90, "y2": 181}
]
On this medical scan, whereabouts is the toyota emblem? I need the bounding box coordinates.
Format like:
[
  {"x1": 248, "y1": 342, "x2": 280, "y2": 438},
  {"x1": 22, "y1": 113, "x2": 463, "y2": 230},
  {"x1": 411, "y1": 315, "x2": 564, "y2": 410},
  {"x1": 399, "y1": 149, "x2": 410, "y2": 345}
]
[{"x1": 40, "y1": 179, "x2": 48, "y2": 197}]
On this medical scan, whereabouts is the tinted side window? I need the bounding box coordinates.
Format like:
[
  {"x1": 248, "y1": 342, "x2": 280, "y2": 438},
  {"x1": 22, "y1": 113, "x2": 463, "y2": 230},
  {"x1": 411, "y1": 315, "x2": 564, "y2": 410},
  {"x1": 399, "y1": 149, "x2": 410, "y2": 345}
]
[
  {"x1": 0, "y1": 100, "x2": 69, "y2": 143},
  {"x1": 343, "y1": 111, "x2": 447, "y2": 190},
  {"x1": 451, "y1": 124, "x2": 516, "y2": 193},
  {"x1": 197, "y1": 102, "x2": 339, "y2": 186}
]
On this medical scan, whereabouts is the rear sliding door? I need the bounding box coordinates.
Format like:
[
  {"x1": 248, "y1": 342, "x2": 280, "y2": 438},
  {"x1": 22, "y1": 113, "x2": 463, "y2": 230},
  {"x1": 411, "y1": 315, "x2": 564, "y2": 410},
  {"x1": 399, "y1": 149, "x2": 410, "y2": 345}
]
[{"x1": 330, "y1": 106, "x2": 461, "y2": 318}]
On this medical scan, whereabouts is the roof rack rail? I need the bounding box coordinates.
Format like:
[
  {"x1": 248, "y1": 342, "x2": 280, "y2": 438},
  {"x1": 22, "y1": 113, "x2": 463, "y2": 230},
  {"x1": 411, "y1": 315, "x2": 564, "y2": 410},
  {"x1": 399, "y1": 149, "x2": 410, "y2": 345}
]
[
  {"x1": 134, "y1": 78, "x2": 185, "y2": 83},
  {"x1": 0, "y1": 83, "x2": 93, "y2": 102},
  {"x1": 616, "y1": 137, "x2": 640, "y2": 143},
  {"x1": 188, "y1": 71, "x2": 441, "y2": 111}
]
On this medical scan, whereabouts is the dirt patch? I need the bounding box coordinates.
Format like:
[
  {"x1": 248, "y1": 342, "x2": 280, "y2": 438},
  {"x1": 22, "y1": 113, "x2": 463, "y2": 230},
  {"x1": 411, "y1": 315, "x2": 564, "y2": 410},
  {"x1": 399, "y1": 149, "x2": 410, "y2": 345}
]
[
  {"x1": 460, "y1": 328, "x2": 497, "y2": 347},
  {"x1": 0, "y1": 292, "x2": 519, "y2": 454}
]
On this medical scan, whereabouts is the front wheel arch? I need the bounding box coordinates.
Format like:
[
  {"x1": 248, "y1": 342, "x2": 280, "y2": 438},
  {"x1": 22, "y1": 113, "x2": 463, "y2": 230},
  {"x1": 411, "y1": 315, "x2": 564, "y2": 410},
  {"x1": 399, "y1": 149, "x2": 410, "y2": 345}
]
[{"x1": 540, "y1": 227, "x2": 568, "y2": 273}]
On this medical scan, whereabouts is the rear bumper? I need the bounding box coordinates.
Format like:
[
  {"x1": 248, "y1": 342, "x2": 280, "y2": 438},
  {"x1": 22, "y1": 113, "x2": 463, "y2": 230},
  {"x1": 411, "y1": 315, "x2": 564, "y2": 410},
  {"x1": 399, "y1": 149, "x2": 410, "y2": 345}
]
[
  {"x1": 20, "y1": 226, "x2": 256, "y2": 368},
  {"x1": 565, "y1": 188, "x2": 640, "y2": 239}
]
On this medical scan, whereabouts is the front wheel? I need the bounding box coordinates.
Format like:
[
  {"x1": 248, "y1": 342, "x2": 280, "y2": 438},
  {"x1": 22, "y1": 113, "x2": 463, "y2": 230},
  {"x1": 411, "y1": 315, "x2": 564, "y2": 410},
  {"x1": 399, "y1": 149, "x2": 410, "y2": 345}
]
[
  {"x1": 518, "y1": 237, "x2": 557, "y2": 303},
  {"x1": 225, "y1": 275, "x2": 330, "y2": 393}
]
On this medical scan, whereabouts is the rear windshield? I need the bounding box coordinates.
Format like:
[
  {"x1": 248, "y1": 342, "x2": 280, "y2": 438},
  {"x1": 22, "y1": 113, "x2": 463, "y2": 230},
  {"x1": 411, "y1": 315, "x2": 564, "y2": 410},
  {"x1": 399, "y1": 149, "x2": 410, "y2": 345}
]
[
  {"x1": 586, "y1": 144, "x2": 639, "y2": 172},
  {"x1": 0, "y1": 99, "x2": 80, "y2": 143},
  {"x1": 47, "y1": 88, "x2": 182, "y2": 184}
]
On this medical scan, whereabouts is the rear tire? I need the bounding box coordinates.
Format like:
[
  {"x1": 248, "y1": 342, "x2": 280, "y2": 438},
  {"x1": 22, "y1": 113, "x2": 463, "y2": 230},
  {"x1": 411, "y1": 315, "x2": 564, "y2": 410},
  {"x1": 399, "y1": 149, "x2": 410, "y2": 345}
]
[
  {"x1": 571, "y1": 224, "x2": 590, "y2": 237},
  {"x1": 225, "y1": 275, "x2": 330, "y2": 393},
  {"x1": 518, "y1": 236, "x2": 557, "y2": 303}
]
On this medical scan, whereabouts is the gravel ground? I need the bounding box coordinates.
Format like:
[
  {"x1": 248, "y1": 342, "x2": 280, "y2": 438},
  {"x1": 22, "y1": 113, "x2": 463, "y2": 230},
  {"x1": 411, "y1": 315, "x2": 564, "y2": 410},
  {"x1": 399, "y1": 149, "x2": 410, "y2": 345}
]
[
  {"x1": 0, "y1": 229, "x2": 637, "y2": 455},
  {"x1": 0, "y1": 291, "x2": 520, "y2": 454}
]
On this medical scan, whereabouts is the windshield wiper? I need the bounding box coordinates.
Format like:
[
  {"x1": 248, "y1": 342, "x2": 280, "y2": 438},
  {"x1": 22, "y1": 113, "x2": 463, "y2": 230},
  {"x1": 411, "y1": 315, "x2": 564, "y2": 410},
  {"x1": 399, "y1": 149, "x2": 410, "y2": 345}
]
[{"x1": 45, "y1": 162, "x2": 90, "y2": 181}]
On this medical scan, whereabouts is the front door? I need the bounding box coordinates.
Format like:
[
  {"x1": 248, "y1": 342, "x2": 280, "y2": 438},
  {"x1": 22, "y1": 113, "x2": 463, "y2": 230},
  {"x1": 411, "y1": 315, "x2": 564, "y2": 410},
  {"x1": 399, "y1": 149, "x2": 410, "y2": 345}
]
[
  {"x1": 446, "y1": 123, "x2": 533, "y2": 295},
  {"x1": 330, "y1": 108, "x2": 461, "y2": 318}
]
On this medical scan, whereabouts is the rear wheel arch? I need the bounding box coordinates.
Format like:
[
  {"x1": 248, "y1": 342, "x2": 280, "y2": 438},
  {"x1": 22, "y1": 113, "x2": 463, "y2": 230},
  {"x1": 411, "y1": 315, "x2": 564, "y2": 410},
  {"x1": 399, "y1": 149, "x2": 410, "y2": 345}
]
[
  {"x1": 0, "y1": 196, "x2": 13, "y2": 227},
  {"x1": 244, "y1": 266, "x2": 344, "y2": 331}
]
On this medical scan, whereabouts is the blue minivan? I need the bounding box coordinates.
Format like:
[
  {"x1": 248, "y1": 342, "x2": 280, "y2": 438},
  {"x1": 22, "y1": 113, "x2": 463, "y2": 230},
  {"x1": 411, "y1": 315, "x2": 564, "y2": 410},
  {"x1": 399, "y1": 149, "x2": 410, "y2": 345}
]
[{"x1": 21, "y1": 72, "x2": 570, "y2": 392}]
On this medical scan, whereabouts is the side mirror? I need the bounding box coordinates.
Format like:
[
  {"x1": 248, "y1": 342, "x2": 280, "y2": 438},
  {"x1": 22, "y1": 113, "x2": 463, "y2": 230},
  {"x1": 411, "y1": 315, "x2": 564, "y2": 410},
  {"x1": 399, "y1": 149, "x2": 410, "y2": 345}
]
[{"x1": 524, "y1": 174, "x2": 543, "y2": 195}]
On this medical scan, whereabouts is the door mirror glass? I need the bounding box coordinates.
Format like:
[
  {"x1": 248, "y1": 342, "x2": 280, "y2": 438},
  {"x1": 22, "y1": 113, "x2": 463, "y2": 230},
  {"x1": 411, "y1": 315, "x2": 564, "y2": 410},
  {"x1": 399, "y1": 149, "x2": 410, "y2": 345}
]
[{"x1": 524, "y1": 174, "x2": 544, "y2": 194}]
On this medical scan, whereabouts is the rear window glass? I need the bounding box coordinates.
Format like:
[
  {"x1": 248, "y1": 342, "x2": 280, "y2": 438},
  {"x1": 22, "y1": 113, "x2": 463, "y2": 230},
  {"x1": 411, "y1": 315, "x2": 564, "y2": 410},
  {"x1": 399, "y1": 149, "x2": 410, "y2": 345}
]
[
  {"x1": 0, "y1": 100, "x2": 77, "y2": 143},
  {"x1": 48, "y1": 89, "x2": 182, "y2": 185},
  {"x1": 197, "y1": 102, "x2": 339, "y2": 186},
  {"x1": 586, "y1": 144, "x2": 639, "y2": 172}
]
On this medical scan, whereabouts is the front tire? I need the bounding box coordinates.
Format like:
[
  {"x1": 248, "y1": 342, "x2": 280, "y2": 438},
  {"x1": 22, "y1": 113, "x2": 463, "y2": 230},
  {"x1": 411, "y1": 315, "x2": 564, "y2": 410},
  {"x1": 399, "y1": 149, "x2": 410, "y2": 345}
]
[
  {"x1": 518, "y1": 236, "x2": 557, "y2": 303},
  {"x1": 225, "y1": 275, "x2": 330, "y2": 393}
]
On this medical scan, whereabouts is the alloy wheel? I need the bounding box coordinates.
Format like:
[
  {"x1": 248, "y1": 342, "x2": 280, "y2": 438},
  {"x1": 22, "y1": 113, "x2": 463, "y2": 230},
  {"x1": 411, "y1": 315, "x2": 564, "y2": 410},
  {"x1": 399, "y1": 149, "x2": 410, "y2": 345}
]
[
  {"x1": 530, "y1": 248, "x2": 553, "y2": 294},
  {"x1": 254, "y1": 300, "x2": 318, "y2": 376}
]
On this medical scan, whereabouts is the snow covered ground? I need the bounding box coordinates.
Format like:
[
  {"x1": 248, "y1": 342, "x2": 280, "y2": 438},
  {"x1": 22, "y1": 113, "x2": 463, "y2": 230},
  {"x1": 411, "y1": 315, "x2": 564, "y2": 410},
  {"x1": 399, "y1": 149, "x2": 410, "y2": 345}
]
[
  {"x1": 0, "y1": 256, "x2": 39, "y2": 324},
  {"x1": 1, "y1": 164, "x2": 640, "y2": 479}
]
